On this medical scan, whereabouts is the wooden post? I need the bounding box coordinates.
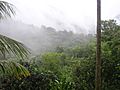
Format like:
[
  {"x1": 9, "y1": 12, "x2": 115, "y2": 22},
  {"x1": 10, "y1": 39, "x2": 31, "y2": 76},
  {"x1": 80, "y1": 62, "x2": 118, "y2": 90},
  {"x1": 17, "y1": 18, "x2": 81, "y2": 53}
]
[{"x1": 95, "y1": 0, "x2": 101, "y2": 90}]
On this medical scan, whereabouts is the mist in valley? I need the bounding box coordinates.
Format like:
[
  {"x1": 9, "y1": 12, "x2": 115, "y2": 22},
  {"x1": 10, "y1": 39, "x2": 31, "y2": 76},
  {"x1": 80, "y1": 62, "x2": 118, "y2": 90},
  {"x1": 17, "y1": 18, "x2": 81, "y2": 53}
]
[
  {"x1": 1, "y1": 0, "x2": 120, "y2": 55},
  {"x1": 0, "y1": 19, "x2": 94, "y2": 55}
]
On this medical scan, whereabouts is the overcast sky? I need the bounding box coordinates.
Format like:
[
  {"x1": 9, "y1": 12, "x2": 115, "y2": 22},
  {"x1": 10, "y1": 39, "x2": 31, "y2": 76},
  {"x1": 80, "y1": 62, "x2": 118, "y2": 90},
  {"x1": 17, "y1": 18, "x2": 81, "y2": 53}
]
[{"x1": 4, "y1": 0, "x2": 120, "y2": 33}]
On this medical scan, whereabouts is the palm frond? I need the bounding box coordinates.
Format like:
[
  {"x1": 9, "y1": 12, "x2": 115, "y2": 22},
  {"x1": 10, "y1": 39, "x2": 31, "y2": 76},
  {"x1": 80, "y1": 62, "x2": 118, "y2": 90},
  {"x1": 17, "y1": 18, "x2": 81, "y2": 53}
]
[
  {"x1": 0, "y1": 1, "x2": 30, "y2": 78},
  {"x1": 0, "y1": 35, "x2": 30, "y2": 78},
  {"x1": 0, "y1": 61, "x2": 30, "y2": 78},
  {"x1": 0, "y1": 1, "x2": 15, "y2": 19},
  {"x1": 0, "y1": 34, "x2": 30, "y2": 59}
]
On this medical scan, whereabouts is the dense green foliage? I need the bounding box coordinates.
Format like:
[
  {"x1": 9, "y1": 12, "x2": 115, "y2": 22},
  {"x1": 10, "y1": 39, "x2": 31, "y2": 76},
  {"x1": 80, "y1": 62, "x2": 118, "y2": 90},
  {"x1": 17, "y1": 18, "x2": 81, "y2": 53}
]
[
  {"x1": 1, "y1": 6, "x2": 120, "y2": 89},
  {"x1": 1, "y1": 20, "x2": 120, "y2": 90}
]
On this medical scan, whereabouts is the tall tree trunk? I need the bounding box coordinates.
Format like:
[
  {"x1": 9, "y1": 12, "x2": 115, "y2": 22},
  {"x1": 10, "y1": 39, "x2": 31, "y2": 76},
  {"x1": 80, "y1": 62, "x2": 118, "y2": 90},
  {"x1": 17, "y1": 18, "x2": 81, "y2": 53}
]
[{"x1": 95, "y1": 0, "x2": 101, "y2": 90}]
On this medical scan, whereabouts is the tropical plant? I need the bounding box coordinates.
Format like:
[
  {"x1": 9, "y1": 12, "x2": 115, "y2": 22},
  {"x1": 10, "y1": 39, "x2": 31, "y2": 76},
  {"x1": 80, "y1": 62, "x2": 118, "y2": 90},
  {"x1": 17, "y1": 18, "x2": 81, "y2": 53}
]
[
  {"x1": 0, "y1": 1, "x2": 30, "y2": 78},
  {"x1": 0, "y1": 1, "x2": 15, "y2": 19}
]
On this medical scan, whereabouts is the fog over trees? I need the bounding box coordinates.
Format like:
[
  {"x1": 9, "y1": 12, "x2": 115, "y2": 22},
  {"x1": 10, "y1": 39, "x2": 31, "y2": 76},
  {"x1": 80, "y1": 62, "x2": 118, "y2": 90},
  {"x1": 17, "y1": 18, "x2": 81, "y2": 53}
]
[{"x1": 0, "y1": 20, "x2": 94, "y2": 54}]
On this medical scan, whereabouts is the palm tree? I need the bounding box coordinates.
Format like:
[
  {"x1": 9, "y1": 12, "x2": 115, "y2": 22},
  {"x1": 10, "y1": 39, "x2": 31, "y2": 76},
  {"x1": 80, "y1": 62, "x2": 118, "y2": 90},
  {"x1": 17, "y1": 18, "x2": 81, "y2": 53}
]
[{"x1": 0, "y1": 1, "x2": 30, "y2": 78}]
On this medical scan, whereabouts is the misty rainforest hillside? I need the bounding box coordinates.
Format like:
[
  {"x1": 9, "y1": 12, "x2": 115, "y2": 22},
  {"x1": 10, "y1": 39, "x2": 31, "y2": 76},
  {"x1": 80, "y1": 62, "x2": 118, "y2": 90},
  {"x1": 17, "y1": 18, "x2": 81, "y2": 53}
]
[{"x1": 0, "y1": 20, "x2": 94, "y2": 54}]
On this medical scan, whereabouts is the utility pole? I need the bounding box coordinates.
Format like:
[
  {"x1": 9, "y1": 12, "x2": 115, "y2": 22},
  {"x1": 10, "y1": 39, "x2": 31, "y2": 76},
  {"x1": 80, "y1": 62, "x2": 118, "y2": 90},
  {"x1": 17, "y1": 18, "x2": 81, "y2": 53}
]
[{"x1": 95, "y1": 0, "x2": 101, "y2": 90}]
